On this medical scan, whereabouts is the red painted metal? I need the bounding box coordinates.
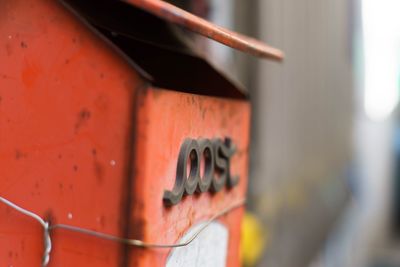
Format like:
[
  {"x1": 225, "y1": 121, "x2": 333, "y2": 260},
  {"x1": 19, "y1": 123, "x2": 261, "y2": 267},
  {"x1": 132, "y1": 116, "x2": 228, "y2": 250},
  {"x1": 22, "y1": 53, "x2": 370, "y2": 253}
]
[
  {"x1": 0, "y1": 0, "x2": 144, "y2": 266},
  {"x1": 129, "y1": 87, "x2": 250, "y2": 266},
  {"x1": 122, "y1": 0, "x2": 284, "y2": 61},
  {"x1": 0, "y1": 0, "x2": 255, "y2": 266}
]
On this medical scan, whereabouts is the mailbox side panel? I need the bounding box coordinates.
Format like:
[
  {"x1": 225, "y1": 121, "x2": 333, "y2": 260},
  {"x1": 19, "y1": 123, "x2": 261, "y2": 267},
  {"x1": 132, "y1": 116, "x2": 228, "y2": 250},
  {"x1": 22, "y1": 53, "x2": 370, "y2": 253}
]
[
  {"x1": 129, "y1": 87, "x2": 251, "y2": 267},
  {"x1": 0, "y1": 0, "x2": 144, "y2": 266}
]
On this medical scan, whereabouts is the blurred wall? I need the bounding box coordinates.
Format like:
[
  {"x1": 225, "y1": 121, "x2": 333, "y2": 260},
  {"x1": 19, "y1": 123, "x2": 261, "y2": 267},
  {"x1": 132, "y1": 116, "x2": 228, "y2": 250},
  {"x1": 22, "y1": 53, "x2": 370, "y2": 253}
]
[{"x1": 248, "y1": 1, "x2": 354, "y2": 266}]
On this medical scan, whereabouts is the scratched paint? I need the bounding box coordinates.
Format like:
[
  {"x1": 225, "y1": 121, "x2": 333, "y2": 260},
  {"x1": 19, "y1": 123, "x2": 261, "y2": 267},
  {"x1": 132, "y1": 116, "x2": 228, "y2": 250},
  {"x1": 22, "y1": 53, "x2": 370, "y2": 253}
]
[
  {"x1": 128, "y1": 87, "x2": 250, "y2": 267},
  {"x1": 0, "y1": 1, "x2": 254, "y2": 266},
  {"x1": 166, "y1": 222, "x2": 228, "y2": 267},
  {"x1": 0, "y1": 0, "x2": 143, "y2": 266}
]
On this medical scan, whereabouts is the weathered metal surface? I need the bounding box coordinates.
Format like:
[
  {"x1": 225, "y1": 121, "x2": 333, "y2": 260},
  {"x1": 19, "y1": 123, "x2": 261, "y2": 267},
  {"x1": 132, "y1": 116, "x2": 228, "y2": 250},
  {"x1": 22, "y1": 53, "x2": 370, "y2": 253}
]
[
  {"x1": 0, "y1": 0, "x2": 252, "y2": 266},
  {"x1": 122, "y1": 0, "x2": 284, "y2": 61},
  {"x1": 166, "y1": 222, "x2": 229, "y2": 267},
  {"x1": 128, "y1": 87, "x2": 250, "y2": 266},
  {"x1": 0, "y1": 0, "x2": 144, "y2": 266}
]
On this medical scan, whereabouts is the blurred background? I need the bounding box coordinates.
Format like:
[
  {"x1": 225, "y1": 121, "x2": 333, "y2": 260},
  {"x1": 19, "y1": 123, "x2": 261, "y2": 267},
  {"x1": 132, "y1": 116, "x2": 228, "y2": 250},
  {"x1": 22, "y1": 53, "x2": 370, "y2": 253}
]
[{"x1": 171, "y1": 0, "x2": 400, "y2": 266}]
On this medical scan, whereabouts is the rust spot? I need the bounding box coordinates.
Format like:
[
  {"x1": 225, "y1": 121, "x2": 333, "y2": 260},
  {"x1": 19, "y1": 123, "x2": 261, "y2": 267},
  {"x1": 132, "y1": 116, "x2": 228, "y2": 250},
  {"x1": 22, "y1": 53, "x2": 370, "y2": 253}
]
[
  {"x1": 79, "y1": 108, "x2": 91, "y2": 119},
  {"x1": 92, "y1": 148, "x2": 97, "y2": 156},
  {"x1": 65, "y1": 59, "x2": 70, "y2": 64},
  {"x1": 100, "y1": 73, "x2": 104, "y2": 79},
  {"x1": 74, "y1": 108, "x2": 91, "y2": 132},
  {"x1": 94, "y1": 160, "x2": 104, "y2": 184},
  {"x1": 43, "y1": 209, "x2": 55, "y2": 224},
  {"x1": 34, "y1": 182, "x2": 39, "y2": 188},
  {"x1": 73, "y1": 165, "x2": 78, "y2": 172},
  {"x1": 20, "y1": 41, "x2": 27, "y2": 48},
  {"x1": 15, "y1": 150, "x2": 27, "y2": 160},
  {"x1": 58, "y1": 154, "x2": 62, "y2": 159},
  {"x1": 59, "y1": 183, "x2": 64, "y2": 189},
  {"x1": 1, "y1": 74, "x2": 16, "y2": 80}
]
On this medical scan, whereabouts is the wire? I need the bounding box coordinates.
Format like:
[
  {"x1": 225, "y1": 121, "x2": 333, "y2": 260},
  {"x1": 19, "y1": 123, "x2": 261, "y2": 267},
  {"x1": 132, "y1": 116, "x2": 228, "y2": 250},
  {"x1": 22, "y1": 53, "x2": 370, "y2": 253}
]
[
  {"x1": 0, "y1": 196, "x2": 245, "y2": 266},
  {"x1": 0, "y1": 197, "x2": 51, "y2": 267},
  {"x1": 0, "y1": 197, "x2": 47, "y2": 227}
]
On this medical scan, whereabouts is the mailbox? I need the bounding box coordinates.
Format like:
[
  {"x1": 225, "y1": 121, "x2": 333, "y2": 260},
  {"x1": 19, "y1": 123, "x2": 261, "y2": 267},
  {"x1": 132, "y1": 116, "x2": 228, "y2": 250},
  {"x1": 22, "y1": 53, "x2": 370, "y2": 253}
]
[{"x1": 0, "y1": 0, "x2": 282, "y2": 266}]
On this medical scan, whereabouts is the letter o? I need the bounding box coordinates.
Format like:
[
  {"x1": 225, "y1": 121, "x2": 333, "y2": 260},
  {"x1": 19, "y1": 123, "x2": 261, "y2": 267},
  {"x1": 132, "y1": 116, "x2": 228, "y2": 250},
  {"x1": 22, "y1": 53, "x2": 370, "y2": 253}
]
[
  {"x1": 183, "y1": 139, "x2": 200, "y2": 195},
  {"x1": 197, "y1": 139, "x2": 214, "y2": 192}
]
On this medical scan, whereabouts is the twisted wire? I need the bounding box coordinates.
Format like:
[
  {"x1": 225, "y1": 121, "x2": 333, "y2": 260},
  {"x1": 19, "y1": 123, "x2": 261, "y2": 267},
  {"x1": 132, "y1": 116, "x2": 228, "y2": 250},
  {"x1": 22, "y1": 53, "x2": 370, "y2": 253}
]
[{"x1": 0, "y1": 196, "x2": 245, "y2": 266}]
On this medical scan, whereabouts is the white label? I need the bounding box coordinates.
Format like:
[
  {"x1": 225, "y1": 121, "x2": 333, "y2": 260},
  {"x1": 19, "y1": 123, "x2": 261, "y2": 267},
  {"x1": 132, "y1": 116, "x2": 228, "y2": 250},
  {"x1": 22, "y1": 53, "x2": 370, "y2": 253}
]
[{"x1": 166, "y1": 222, "x2": 229, "y2": 267}]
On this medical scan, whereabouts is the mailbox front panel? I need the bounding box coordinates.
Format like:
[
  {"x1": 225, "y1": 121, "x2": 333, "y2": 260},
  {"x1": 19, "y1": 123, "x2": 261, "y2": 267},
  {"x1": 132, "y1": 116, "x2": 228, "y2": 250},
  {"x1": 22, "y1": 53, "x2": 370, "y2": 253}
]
[{"x1": 129, "y1": 87, "x2": 250, "y2": 266}]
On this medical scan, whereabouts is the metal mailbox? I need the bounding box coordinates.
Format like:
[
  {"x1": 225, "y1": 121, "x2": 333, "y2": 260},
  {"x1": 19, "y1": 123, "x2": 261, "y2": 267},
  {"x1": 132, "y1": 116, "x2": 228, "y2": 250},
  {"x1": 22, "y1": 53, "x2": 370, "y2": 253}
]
[{"x1": 0, "y1": 0, "x2": 282, "y2": 266}]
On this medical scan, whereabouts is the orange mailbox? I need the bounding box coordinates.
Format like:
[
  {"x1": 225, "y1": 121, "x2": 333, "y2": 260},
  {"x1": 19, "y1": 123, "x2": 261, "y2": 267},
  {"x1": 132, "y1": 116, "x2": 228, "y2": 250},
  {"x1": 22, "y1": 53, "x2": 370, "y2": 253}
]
[{"x1": 0, "y1": 1, "x2": 282, "y2": 266}]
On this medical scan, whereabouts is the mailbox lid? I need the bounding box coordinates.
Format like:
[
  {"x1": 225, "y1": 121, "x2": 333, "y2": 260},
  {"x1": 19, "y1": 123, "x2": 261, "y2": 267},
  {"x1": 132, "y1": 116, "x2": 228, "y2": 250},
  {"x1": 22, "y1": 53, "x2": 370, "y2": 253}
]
[
  {"x1": 64, "y1": 0, "x2": 283, "y2": 61},
  {"x1": 123, "y1": 0, "x2": 284, "y2": 60},
  {"x1": 129, "y1": 86, "x2": 251, "y2": 266},
  {"x1": 63, "y1": 0, "x2": 283, "y2": 100}
]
